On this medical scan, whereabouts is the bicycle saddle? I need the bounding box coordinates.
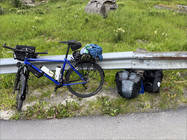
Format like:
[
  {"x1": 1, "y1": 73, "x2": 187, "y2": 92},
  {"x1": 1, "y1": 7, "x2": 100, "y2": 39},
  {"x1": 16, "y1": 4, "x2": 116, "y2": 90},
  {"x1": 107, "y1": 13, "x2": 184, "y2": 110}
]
[{"x1": 59, "y1": 40, "x2": 82, "y2": 51}]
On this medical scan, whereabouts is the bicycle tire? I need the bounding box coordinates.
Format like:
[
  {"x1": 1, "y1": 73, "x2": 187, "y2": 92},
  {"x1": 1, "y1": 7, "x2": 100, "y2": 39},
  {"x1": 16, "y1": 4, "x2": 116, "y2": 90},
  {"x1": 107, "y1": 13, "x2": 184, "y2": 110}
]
[
  {"x1": 16, "y1": 72, "x2": 27, "y2": 111},
  {"x1": 13, "y1": 70, "x2": 21, "y2": 94},
  {"x1": 66, "y1": 62, "x2": 104, "y2": 98}
]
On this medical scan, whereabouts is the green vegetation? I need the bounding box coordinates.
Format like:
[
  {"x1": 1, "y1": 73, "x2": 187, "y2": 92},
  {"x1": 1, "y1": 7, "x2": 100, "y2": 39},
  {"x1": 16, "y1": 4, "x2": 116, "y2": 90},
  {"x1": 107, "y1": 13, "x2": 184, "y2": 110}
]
[
  {"x1": 0, "y1": 0, "x2": 187, "y2": 119},
  {"x1": 12, "y1": 100, "x2": 81, "y2": 119}
]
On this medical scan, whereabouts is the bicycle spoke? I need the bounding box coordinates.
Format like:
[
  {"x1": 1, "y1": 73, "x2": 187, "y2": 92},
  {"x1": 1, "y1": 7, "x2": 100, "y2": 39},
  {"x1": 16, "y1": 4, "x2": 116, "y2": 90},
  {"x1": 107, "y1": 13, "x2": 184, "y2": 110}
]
[{"x1": 66, "y1": 62, "x2": 104, "y2": 98}]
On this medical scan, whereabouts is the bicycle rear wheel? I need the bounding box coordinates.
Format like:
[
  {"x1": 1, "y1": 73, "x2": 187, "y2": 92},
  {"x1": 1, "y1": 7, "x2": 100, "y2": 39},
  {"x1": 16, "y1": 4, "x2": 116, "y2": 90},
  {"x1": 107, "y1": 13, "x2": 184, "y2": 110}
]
[{"x1": 66, "y1": 62, "x2": 104, "y2": 98}]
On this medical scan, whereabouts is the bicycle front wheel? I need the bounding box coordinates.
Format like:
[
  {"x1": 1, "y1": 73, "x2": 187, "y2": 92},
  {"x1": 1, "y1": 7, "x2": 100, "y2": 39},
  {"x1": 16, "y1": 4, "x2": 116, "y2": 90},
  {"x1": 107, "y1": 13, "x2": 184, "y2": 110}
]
[
  {"x1": 16, "y1": 73, "x2": 27, "y2": 111},
  {"x1": 66, "y1": 62, "x2": 104, "y2": 98}
]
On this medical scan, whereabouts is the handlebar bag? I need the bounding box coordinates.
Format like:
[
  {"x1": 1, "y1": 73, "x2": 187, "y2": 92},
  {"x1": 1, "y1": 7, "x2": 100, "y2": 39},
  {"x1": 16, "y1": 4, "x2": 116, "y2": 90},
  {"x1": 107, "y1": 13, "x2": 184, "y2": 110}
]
[{"x1": 14, "y1": 45, "x2": 37, "y2": 61}]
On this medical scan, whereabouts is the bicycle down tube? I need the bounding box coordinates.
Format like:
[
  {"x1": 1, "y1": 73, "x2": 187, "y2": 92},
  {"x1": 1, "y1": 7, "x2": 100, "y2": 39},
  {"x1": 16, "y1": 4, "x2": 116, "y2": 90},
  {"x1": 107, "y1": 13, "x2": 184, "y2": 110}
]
[{"x1": 24, "y1": 58, "x2": 87, "y2": 86}]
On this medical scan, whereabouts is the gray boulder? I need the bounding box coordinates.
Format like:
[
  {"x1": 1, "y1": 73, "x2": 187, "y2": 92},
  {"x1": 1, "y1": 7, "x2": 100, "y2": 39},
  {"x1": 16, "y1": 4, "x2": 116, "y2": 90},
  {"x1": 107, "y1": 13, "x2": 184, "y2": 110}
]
[
  {"x1": 177, "y1": 5, "x2": 187, "y2": 13},
  {"x1": 21, "y1": 0, "x2": 35, "y2": 6},
  {"x1": 154, "y1": 4, "x2": 187, "y2": 14},
  {"x1": 85, "y1": 0, "x2": 118, "y2": 18},
  {"x1": 0, "y1": 6, "x2": 4, "y2": 15}
]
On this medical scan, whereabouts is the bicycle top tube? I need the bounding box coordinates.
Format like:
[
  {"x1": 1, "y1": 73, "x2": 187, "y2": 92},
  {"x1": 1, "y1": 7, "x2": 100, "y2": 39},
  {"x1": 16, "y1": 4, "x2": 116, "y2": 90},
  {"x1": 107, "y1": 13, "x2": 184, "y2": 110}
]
[{"x1": 26, "y1": 58, "x2": 66, "y2": 63}]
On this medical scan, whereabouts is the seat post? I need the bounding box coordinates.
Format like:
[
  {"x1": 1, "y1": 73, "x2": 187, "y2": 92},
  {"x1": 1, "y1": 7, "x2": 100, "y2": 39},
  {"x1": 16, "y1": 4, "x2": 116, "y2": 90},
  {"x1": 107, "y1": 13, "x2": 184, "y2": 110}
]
[{"x1": 65, "y1": 45, "x2": 70, "y2": 59}]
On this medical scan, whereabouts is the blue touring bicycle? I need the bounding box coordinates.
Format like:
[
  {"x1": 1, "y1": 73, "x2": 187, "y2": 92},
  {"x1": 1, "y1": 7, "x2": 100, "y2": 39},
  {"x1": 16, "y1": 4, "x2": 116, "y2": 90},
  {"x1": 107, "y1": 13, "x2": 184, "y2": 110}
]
[{"x1": 3, "y1": 40, "x2": 104, "y2": 111}]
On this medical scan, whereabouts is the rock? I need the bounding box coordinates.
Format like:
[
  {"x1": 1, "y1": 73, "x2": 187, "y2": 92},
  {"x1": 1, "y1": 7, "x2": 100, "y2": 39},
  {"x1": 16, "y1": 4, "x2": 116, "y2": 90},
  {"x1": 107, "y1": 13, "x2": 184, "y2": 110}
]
[
  {"x1": 154, "y1": 5, "x2": 173, "y2": 10},
  {"x1": 177, "y1": 5, "x2": 187, "y2": 13},
  {"x1": 85, "y1": 0, "x2": 118, "y2": 18},
  {"x1": 136, "y1": 48, "x2": 148, "y2": 53},
  {"x1": 0, "y1": 6, "x2": 4, "y2": 15},
  {"x1": 177, "y1": 5, "x2": 187, "y2": 10},
  {"x1": 154, "y1": 4, "x2": 187, "y2": 14},
  {"x1": 0, "y1": 110, "x2": 15, "y2": 120},
  {"x1": 21, "y1": 0, "x2": 35, "y2": 7},
  {"x1": 22, "y1": 101, "x2": 37, "y2": 111},
  {"x1": 136, "y1": 39, "x2": 148, "y2": 45},
  {"x1": 183, "y1": 88, "x2": 187, "y2": 98}
]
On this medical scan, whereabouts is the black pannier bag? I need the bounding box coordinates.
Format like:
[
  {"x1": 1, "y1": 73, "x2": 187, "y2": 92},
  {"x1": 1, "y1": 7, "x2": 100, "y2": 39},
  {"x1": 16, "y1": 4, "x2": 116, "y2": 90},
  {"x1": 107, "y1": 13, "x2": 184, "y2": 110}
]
[
  {"x1": 27, "y1": 65, "x2": 43, "y2": 78},
  {"x1": 115, "y1": 71, "x2": 141, "y2": 99},
  {"x1": 14, "y1": 45, "x2": 37, "y2": 61},
  {"x1": 143, "y1": 70, "x2": 163, "y2": 93},
  {"x1": 72, "y1": 50, "x2": 95, "y2": 63}
]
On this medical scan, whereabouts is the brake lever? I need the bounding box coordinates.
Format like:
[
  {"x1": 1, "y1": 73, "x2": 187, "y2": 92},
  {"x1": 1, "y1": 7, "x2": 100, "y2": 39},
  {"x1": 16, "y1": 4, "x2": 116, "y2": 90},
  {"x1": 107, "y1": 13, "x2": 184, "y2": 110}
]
[
  {"x1": 35, "y1": 52, "x2": 48, "y2": 55},
  {"x1": 3, "y1": 43, "x2": 6, "y2": 47}
]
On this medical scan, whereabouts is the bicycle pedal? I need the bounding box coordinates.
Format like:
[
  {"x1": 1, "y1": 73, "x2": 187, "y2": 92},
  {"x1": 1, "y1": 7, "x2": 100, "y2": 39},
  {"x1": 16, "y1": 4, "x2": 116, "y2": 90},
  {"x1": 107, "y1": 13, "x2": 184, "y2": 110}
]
[
  {"x1": 54, "y1": 84, "x2": 62, "y2": 92},
  {"x1": 54, "y1": 87, "x2": 58, "y2": 92},
  {"x1": 54, "y1": 88, "x2": 57, "y2": 92},
  {"x1": 82, "y1": 84, "x2": 87, "y2": 90}
]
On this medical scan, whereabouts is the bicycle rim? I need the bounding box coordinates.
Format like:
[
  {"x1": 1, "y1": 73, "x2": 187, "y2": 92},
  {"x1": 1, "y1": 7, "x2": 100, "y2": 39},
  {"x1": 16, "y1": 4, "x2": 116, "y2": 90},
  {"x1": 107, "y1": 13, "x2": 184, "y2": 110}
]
[
  {"x1": 16, "y1": 73, "x2": 26, "y2": 111},
  {"x1": 66, "y1": 62, "x2": 104, "y2": 98}
]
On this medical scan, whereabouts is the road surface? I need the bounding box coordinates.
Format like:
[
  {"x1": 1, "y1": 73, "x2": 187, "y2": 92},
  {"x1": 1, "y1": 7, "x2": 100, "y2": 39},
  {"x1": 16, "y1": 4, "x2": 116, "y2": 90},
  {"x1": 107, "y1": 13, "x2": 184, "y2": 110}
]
[{"x1": 0, "y1": 107, "x2": 187, "y2": 140}]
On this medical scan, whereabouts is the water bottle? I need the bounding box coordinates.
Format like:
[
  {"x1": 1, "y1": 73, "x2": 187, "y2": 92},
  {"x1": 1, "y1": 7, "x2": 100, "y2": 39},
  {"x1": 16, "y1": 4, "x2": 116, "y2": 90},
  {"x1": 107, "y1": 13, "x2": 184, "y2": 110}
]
[
  {"x1": 41, "y1": 66, "x2": 54, "y2": 77},
  {"x1": 55, "y1": 66, "x2": 61, "y2": 81}
]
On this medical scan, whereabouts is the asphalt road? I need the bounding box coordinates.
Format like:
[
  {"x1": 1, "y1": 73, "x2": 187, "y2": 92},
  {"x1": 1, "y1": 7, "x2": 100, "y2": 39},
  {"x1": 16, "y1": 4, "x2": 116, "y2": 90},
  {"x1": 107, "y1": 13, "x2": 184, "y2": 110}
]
[{"x1": 0, "y1": 107, "x2": 187, "y2": 140}]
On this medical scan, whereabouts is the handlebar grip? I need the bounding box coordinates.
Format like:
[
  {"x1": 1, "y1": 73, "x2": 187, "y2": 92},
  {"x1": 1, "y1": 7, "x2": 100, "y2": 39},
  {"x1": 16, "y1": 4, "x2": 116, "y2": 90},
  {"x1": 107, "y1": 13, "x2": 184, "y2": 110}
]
[
  {"x1": 59, "y1": 41, "x2": 68, "y2": 44},
  {"x1": 35, "y1": 52, "x2": 48, "y2": 54}
]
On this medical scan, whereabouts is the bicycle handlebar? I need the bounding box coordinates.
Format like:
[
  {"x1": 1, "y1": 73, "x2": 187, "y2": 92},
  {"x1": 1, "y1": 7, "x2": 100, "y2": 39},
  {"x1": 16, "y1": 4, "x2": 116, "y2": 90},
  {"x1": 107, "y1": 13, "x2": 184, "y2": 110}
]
[
  {"x1": 35, "y1": 52, "x2": 48, "y2": 54},
  {"x1": 59, "y1": 40, "x2": 78, "y2": 45},
  {"x1": 3, "y1": 44, "x2": 15, "y2": 51},
  {"x1": 59, "y1": 41, "x2": 69, "y2": 44},
  {"x1": 2, "y1": 44, "x2": 48, "y2": 55}
]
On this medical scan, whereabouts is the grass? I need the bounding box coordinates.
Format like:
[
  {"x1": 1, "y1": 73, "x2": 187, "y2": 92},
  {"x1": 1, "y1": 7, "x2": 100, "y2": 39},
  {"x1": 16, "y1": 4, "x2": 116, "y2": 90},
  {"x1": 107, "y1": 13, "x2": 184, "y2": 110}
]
[
  {"x1": 3, "y1": 69, "x2": 187, "y2": 120},
  {"x1": 0, "y1": 0, "x2": 187, "y2": 119}
]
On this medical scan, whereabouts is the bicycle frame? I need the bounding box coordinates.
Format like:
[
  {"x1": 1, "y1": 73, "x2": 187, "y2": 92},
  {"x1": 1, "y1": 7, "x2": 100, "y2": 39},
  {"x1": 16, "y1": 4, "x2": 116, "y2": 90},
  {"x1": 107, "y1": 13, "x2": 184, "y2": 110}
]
[
  {"x1": 3, "y1": 42, "x2": 104, "y2": 111},
  {"x1": 24, "y1": 58, "x2": 87, "y2": 87}
]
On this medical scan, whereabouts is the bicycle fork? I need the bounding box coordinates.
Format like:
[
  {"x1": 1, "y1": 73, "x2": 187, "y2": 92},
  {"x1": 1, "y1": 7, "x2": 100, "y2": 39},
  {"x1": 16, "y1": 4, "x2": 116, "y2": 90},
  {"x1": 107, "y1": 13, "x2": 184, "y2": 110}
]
[
  {"x1": 21, "y1": 67, "x2": 29, "y2": 101},
  {"x1": 14, "y1": 63, "x2": 29, "y2": 102},
  {"x1": 20, "y1": 74, "x2": 27, "y2": 101},
  {"x1": 13, "y1": 62, "x2": 22, "y2": 94}
]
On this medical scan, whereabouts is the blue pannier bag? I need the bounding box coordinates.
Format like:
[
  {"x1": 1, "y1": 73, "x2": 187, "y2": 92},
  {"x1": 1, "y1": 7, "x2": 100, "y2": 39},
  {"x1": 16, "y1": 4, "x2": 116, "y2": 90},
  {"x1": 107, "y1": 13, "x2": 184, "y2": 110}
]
[{"x1": 81, "y1": 44, "x2": 103, "y2": 61}]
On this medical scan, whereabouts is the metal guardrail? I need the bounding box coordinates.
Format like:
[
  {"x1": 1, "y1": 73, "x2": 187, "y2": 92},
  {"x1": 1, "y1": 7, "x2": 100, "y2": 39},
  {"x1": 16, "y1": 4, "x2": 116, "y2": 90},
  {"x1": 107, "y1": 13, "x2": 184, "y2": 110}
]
[{"x1": 0, "y1": 51, "x2": 187, "y2": 74}]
